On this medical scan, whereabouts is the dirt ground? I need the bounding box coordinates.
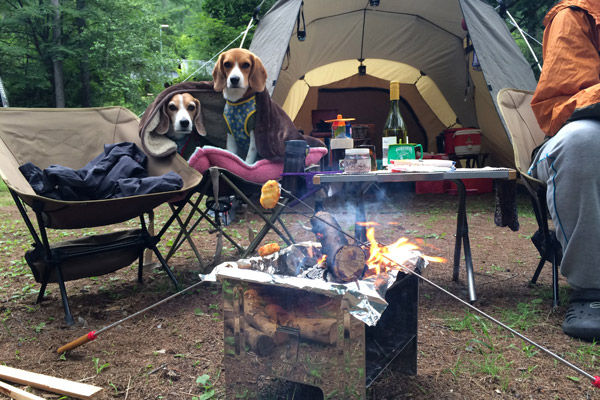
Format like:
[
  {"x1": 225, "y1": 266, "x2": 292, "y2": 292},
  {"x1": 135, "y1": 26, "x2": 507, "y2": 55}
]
[{"x1": 1, "y1": 184, "x2": 599, "y2": 400}]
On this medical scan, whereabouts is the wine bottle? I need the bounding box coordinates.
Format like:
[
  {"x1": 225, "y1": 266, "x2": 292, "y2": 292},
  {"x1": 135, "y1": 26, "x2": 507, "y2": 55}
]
[{"x1": 382, "y1": 81, "x2": 407, "y2": 166}]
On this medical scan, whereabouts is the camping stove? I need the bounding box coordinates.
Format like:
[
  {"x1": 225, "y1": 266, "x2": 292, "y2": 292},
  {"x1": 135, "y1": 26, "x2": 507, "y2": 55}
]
[{"x1": 219, "y1": 256, "x2": 419, "y2": 399}]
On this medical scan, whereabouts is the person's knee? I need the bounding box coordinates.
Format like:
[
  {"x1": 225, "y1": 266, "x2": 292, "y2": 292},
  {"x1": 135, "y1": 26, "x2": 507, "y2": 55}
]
[
  {"x1": 559, "y1": 120, "x2": 600, "y2": 153},
  {"x1": 552, "y1": 120, "x2": 600, "y2": 177}
]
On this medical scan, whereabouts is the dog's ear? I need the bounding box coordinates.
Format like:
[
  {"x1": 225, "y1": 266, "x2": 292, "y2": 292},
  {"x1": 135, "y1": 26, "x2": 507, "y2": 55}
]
[
  {"x1": 192, "y1": 98, "x2": 207, "y2": 136},
  {"x1": 154, "y1": 100, "x2": 171, "y2": 135},
  {"x1": 212, "y1": 52, "x2": 227, "y2": 92},
  {"x1": 249, "y1": 53, "x2": 267, "y2": 93}
]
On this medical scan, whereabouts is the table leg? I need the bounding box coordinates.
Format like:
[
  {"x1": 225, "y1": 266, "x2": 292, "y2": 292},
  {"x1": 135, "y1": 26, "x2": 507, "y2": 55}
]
[
  {"x1": 452, "y1": 179, "x2": 477, "y2": 303},
  {"x1": 353, "y1": 184, "x2": 368, "y2": 243}
]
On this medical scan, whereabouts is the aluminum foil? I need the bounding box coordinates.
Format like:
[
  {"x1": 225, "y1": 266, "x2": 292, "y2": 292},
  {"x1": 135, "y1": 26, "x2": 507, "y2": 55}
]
[{"x1": 200, "y1": 242, "x2": 426, "y2": 326}]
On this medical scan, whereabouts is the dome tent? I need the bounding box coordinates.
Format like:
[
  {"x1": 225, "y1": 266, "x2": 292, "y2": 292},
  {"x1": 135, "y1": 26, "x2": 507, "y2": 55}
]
[{"x1": 248, "y1": 0, "x2": 537, "y2": 167}]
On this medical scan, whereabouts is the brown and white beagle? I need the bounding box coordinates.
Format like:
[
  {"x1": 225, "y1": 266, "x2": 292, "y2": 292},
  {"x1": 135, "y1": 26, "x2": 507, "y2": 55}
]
[
  {"x1": 155, "y1": 92, "x2": 206, "y2": 155},
  {"x1": 212, "y1": 48, "x2": 267, "y2": 164}
]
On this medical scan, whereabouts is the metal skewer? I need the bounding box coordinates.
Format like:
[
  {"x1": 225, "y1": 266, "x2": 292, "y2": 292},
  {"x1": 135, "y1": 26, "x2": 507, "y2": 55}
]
[{"x1": 57, "y1": 280, "x2": 206, "y2": 353}]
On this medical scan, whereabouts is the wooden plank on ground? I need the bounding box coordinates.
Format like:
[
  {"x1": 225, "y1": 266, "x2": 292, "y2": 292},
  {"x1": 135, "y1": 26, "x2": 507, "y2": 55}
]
[
  {"x1": 0, "y1": 379, "x2": 46, "y2": 400},
  {"x1": 0, "y1": 366, "x2": 102, "y2": 399}
]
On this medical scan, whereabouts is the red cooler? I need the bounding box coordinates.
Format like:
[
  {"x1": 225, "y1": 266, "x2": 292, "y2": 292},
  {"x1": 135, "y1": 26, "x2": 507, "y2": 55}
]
[
  {"x1": 453, "y1": 129, "x2": 481, "y2": 155},
  {"x1": 415, "y1": 153, "x2": 451, "y2": 194}
]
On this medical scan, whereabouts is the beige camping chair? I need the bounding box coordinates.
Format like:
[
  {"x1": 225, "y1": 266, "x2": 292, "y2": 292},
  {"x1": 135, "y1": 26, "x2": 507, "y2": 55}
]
[
  {"x1": 497, "y1": 88, "x2": 561, "y2": 307},
  {"x1": 0, "y1": 107, "x2": 203, "y2": 325}
]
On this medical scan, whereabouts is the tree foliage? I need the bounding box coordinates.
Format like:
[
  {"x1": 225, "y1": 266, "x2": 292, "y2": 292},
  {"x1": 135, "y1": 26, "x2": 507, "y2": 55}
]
[{"x1": 0, "y1": 0, "x2": 552, "y2": 112}]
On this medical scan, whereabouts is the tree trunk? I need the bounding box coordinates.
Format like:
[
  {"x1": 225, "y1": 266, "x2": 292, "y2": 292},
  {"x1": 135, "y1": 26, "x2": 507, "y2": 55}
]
[
  {"x1": 76, "y1": 0, "x2": 91, "y2": 107},
  {"x1": 51, "y1": 0, "x2": 65, "y2": 108}
]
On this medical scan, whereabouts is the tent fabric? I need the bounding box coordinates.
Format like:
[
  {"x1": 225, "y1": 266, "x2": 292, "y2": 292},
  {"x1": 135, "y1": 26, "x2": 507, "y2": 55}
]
[{"x1": 250, "y1": 0, "x2": 538, "y2": 167}]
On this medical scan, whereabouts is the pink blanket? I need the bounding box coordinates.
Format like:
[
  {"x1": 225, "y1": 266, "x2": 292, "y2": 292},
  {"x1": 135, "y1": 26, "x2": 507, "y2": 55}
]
[{"x1": 188, "y1": 146, "x2": 327, "y2": 184}]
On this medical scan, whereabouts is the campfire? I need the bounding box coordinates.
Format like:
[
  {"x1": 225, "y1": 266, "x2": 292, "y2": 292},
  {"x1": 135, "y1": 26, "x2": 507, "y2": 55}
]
[
  {"x1": 200, "y1": 209, "x2": 446, "y2": 399},
  {"x1": 363, "y1": 226, "x2": 446, "y2": 278}
]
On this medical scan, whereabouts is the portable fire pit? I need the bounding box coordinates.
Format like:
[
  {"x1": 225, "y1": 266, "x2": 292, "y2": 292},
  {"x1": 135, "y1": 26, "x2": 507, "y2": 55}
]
[{"x1": 202, "y1": 242, "x2": 423, "y2": 399}]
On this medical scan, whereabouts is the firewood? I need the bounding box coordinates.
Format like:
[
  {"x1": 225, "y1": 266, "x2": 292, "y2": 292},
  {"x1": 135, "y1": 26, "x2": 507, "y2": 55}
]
[
  {"x1": 310, "y1": 211, "x2": 366, "y2": 282},
  {"x1": 289, "y1": 317, "x2": 338, "y2": 345},
  {"x1": 0, "y1": 365, "x2": 102, "y2": 399},
  {"x1": 264, "y1": 304, "x2": 291, "y2": 325},
  {"x1": 244, "y1": 289, "x2": 340, "y2": 345},
  {"x1": 223, "y1": 312, "x2": 275, "y2": 357},
  {"x1": 0, "y1": 380, "x2": 46, "y2": 400},
  {"x1": 243, "y1": 290, "x2": 287, "y2": 345}
]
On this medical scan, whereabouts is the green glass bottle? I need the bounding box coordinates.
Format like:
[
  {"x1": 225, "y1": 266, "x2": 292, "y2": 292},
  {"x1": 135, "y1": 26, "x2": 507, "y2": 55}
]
[{"x1": 382, "y1": 81, "x2": 408, "y2": 166}]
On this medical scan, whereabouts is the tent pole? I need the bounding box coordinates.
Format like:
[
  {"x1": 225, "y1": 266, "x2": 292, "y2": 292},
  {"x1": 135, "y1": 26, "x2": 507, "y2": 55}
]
[{"x1": 504, "y1": 10, "x2": 542, "y2": 72}]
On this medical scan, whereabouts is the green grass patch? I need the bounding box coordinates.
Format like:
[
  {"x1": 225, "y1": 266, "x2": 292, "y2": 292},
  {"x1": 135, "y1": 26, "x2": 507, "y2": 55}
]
[{"x1": 0, "y1": 180, "x2": 13, "y2": 207}]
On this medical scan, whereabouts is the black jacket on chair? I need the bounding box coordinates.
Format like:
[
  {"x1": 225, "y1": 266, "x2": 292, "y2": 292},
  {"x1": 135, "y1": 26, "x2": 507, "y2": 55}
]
[{"x1": 19, "y1": 142, "x2": 183, "y2": 201}]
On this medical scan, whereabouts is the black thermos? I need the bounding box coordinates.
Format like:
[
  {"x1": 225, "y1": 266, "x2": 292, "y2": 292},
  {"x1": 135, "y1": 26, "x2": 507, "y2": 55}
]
[{"x1": 282, "y1": 140, "x2": 308, "y2": 194}]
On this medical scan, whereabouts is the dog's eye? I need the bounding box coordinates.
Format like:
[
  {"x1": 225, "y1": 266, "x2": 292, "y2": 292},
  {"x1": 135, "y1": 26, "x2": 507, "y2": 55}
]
[
  {"x1": 168, "y1": 103, "x2": 177, "y2": 111},
  {"x1": 241, "y1": 62, "x2": 250, "y2": 69},
  {"x1": 187, "y1": 104, "x2": 196, "y2": 112},
  {"x1": 223, "y1": 61, "x2": 232, "y2": 69}
]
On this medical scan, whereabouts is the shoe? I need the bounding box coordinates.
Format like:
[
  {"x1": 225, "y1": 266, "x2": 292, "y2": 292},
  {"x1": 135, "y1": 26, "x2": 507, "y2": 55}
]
[{"x1": 562, "y1": 289, "x2": 600, "y2": 341}]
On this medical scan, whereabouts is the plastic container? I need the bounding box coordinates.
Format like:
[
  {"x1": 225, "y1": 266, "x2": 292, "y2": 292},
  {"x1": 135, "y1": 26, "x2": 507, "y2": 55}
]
[
  {"x1": 341, "y1": 148, "x2": 371, "y2": 173},
  {"x1": 326, "y1": 114, "x2": 355, "y2": 139}
]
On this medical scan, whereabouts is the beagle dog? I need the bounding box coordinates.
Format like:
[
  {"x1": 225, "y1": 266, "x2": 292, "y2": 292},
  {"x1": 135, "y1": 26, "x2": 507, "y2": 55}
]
[
  {"x1": 155, "y1": 92, "x2": 206, "y2": 156},
  {"x1": 212, "y1": 48, "x2": 267, "y2": 164}
]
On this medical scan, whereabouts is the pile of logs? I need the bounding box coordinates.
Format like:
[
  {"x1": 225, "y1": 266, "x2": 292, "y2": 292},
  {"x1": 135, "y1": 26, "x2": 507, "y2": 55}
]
[{"x1": 224, "y1": 288, "x2": 338, "y2": 358}]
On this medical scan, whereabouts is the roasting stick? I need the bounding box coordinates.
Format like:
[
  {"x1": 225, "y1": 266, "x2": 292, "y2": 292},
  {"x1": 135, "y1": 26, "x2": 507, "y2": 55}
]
[
  {"x1": 276, "y1": 187, "x2": 600, "y2": 388},
  {"x1": 57, "y1": 280, "x2": 206, "y2": 354},
  {"x1": 379, "y1": 251, "x2": 600, "y2": 388}
]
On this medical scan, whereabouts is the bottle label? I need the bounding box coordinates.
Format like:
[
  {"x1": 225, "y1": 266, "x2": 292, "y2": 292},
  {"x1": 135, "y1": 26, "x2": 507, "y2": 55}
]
[{"x1": 382, "y1": 136, "x2": 397, "y2": 166}]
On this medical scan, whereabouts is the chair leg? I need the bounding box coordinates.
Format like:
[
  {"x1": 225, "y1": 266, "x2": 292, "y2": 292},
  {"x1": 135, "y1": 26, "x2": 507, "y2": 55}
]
[
  {"x1": 139, "y1": 215, "x2": 180, "y2": 291},
  {"x1": 36, "y1": 267, "x2": 51, "y2": 304},
  {"x1": 152, "y1": 245, "x2": 180, "y2": 291},
  {"x1": 529, "y1": 253, "x2": 548, "y2": 286},
  {"x1": 552, "y1": 253, "x2": 560, "y2": 308},
  {"x1": 55, "y1": 265, "x2": 74, "y2": 326},
  {"x1": 36, "y1": 281, "x2": 48, "y2": 304},
  {"x1": 138, "y1": 251, "x2": 144, "y2": 283}
]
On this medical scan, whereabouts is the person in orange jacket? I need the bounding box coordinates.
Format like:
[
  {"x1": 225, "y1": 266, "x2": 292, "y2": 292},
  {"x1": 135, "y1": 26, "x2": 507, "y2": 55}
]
[{"x1": 530, "y1": 0, "x2": 600, "y2": 341}]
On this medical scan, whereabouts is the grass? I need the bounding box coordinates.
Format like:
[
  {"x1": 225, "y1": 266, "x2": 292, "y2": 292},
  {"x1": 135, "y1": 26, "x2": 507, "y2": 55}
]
[{"x1": 0, "y1": 180, "x2": 13, "y2": 207}]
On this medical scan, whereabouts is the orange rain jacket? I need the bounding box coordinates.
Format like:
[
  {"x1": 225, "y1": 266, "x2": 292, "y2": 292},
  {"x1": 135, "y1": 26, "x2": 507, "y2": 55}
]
[{"x1": 531, "y1": 0, "x2": 600, "y2": 136}]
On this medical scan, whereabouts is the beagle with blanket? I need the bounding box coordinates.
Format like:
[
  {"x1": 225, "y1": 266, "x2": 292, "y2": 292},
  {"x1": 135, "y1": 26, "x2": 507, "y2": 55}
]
[
  {"x1": 152, "y1": 93, "x2": 206, "y2": 156},
  {"x1": 212, "y1": 48, "x2": 267, "y2": 164},
  {"x1": 138, "y1": 81, "x2": 325, "y2": 162}
]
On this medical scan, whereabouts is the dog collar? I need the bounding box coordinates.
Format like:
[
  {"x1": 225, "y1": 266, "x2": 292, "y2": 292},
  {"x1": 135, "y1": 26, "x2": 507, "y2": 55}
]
[{"x1": 225, "y1": 95, "x2": 256, "y2": 107}]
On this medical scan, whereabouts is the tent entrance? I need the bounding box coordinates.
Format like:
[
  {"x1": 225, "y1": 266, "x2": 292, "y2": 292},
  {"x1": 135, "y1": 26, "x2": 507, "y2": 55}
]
[{"x1": 294, "y1": 78, "x2": 435, "y2": 157}]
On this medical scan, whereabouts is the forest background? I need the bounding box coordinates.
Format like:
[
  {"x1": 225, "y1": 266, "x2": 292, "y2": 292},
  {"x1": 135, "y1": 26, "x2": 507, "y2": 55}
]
[{"x1": 0, "y1": 0, "x2": 553, "y2": 114}]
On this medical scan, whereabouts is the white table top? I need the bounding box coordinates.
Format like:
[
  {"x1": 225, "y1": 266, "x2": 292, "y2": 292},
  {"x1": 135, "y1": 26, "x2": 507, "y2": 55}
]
[{"x1": 313, "y1": 167, "x2": 516, "y2": 184}]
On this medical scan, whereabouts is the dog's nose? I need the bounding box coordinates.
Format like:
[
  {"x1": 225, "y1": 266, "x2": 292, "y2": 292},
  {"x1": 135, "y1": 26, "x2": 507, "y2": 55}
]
[
  {"x1": 180, "y1": 119, "x2": 190, "y2": 128},
  {"x1": 229, "y1": 76, "x2": 240, "y2": 86}
]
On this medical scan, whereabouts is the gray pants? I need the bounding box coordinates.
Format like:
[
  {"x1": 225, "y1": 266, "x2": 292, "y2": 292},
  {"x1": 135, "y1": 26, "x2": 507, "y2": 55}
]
[{"x1": 529, "y1": 119, "x2": 600, "y2": 291}]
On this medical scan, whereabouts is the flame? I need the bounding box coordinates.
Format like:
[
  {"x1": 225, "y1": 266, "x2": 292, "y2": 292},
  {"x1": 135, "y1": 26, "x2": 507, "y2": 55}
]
[
  {"x1": 364, "y1": 227, "x2": 446, "y2": 277},
  {"x1": 356, "y1": 221, "x2": 380, "y2": 227},
  {"x1": 317, "y1": 254, "x2": 327, "y2": 265}
]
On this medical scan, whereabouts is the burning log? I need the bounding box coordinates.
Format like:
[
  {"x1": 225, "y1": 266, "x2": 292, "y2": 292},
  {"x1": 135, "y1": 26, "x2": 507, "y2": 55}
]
[{"x1": 310, "y1": 211, "x2": 366, "y2": 282}]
